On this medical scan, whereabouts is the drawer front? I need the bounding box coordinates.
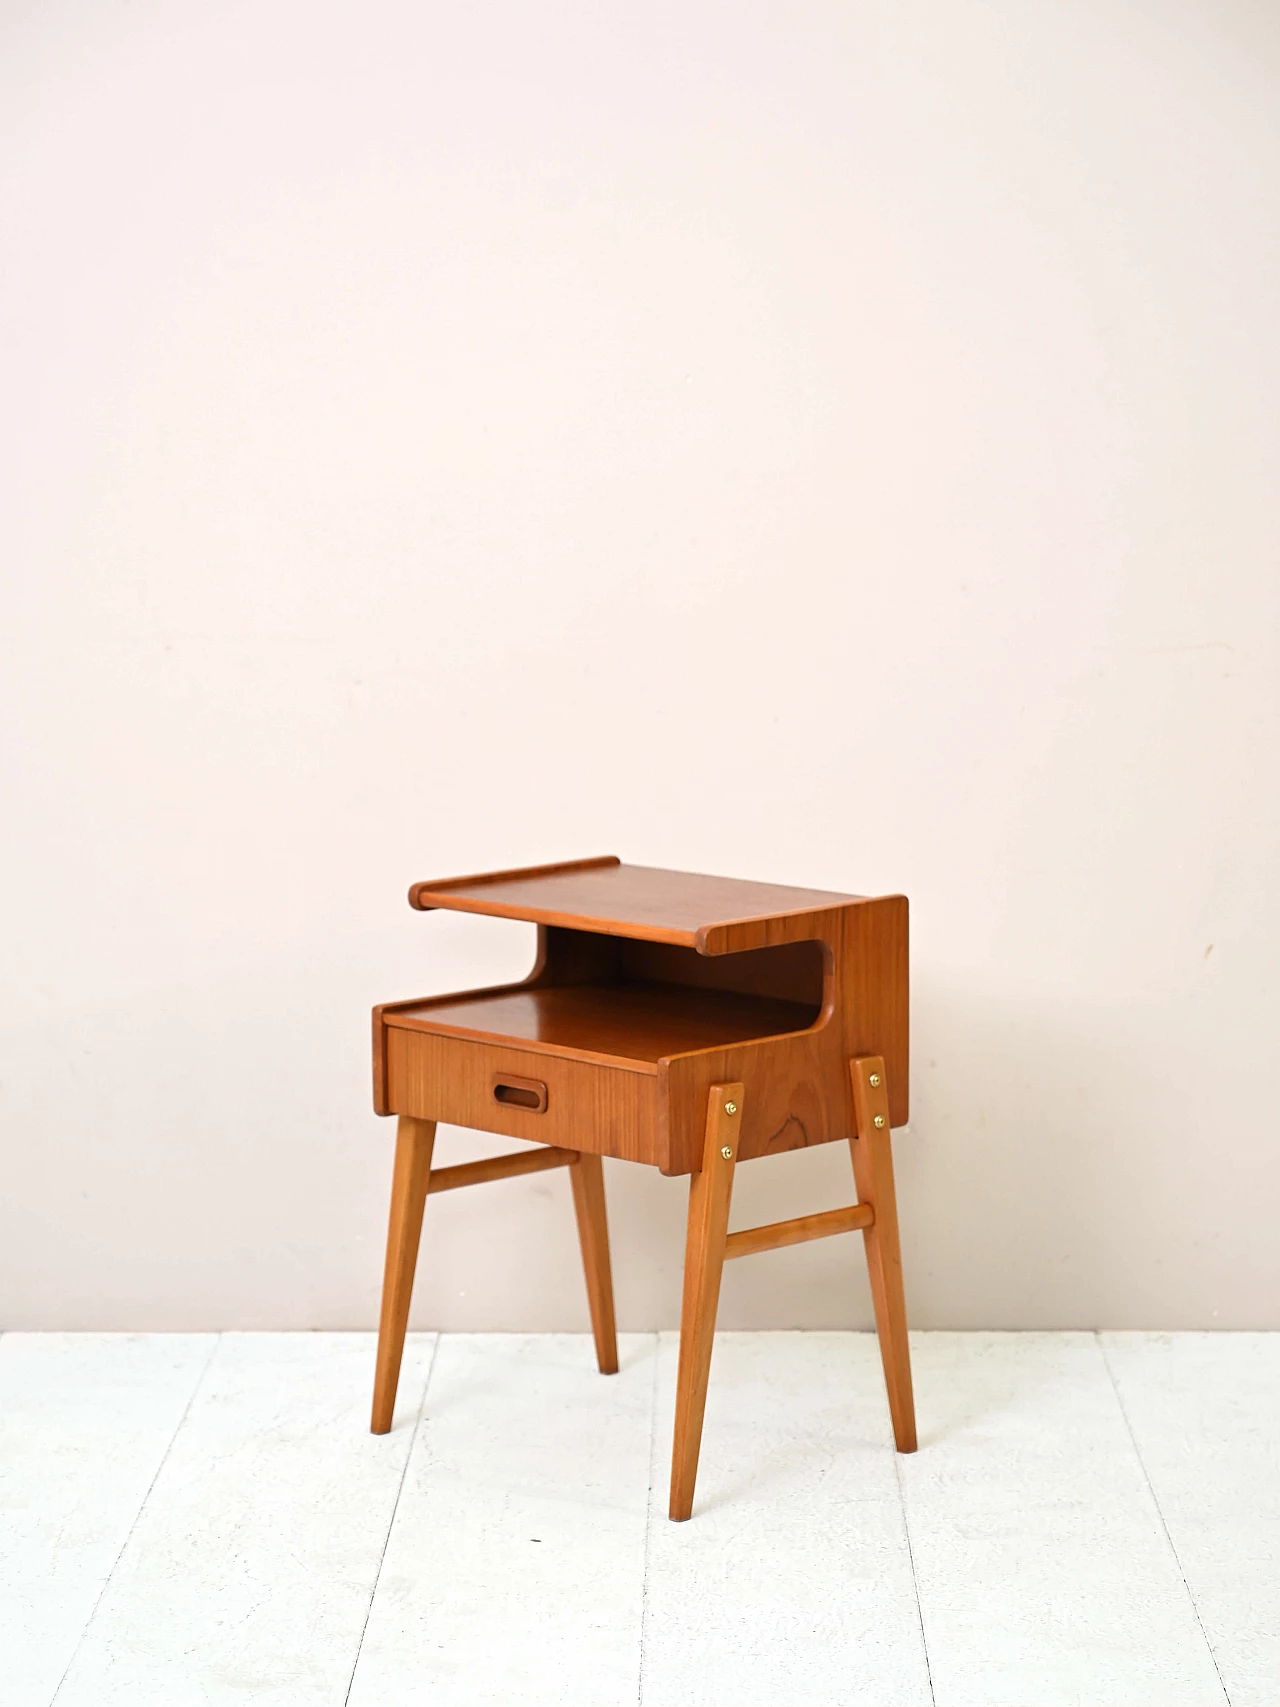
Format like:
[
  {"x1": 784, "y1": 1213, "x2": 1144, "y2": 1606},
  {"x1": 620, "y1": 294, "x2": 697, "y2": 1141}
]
[{"x1": 384, "y1": 1025, "x2": 659, "y2": 1165}]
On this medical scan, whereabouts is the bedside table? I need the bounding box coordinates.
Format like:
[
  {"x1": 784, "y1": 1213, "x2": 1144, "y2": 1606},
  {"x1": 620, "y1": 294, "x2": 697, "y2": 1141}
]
[{"x1": 370, "y1": 856, "x2": 915, "y2": 1520}]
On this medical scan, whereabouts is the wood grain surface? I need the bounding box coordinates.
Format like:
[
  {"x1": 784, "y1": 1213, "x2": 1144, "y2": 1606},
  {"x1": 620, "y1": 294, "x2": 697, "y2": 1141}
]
[
  {"x1": 384, "y1": 982, "x2": 817, "y2": 1066},
  {"x1": 669, "y1": 1084, "x2": 743, "y2": 1521},
  {"x1": 722, "y1": 1201, "x2": 874, "y2": 1260},
  {"x1": 407, "y1": 859, "x2": 858, "y2": 949},
  {"x1": 425, "y1": 1146, "x2": 576, "y2": 1195},
  {"x1": 849, "y1": 1056, "x2": 917, "y2": 1453},
  {"x1": 370, "y1": 1115, "x2": 435, "y2": 1434},
  {"x1": 385, "y1": 1028, "x2": 659, "y2": 1164},
  {"x1": 569, "y1": 1153, "x2": 619, "y2": 1376}
]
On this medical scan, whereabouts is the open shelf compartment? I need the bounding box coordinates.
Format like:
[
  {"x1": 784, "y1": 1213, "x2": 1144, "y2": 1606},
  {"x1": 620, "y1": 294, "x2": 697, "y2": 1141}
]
[{"x1": 382, "y1": 978, "x2": 822, "y2": 1070}]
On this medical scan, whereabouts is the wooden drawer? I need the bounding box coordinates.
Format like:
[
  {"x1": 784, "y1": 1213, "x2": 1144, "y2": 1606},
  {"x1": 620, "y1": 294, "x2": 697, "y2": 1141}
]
[{"x1": 383, "y1": 1023, "x2": 660, "y2": 1166}]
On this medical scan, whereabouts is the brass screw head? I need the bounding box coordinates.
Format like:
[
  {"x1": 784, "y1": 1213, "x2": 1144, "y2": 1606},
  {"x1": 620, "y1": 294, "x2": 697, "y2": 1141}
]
[
  {"x1": 869, "y1": 1072, "x2": 881, "y2": 1087},
  {"x1": 724, "y1": 1101, "x2": 737, "y2": 1115},
  {"x1": 874, "y1": 1114, "x2": 886, "y2": 1128},
  {"x1": 721, "y1": 1146, "x2": 733, "y2": 1159}
]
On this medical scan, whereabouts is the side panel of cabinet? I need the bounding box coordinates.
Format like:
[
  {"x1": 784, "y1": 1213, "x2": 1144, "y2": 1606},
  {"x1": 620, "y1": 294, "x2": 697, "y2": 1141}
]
[{"x1": 658, "y1": 895, "x2": 908, "y2": 1174}]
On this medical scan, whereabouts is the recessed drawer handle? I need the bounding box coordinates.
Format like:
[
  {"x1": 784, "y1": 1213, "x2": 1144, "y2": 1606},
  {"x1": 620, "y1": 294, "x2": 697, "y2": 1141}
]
[{"x1": 492, "y1": 1074, "x2": 548, "y2": 1113}]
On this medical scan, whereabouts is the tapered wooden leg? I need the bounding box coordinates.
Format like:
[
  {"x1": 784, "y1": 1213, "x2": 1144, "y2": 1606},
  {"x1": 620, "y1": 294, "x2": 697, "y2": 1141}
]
[
  {"x1": 371, "y1": 1114, "x2": 436, "y2": 1434},
  {"x1": 569, "y1": 1152, "x2": 618, "y2": 1375},
  {"x1": 669, "y1": 1082, "x2": 743, "y2": 1521},
  {"x1": 849, "y1": 1057, "x2": 917, "y2": 1452}
]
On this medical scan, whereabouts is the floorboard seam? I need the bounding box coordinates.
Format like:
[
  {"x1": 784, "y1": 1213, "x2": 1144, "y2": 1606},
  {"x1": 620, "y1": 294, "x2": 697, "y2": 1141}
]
[
  {"x1": 1096, "y1": 1331, "x2": 1232, "y2": 1707},
  {"x1": 636, "y1": 1330, "x2": 661, "y2": 1706},
  {"x1": 47, "y1": 1331, "x2": 222, "y2": 1707},
  {"x1": 892, "y1": 1439, "x2": 936, "y2": 1707},
  {"x1": 342, "y1": 1332, "x2": 438, "y2": 1707}
]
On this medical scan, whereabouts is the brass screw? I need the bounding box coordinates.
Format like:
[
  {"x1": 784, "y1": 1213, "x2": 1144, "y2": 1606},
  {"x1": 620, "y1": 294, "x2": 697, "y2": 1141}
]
[
  {"x1": 869, "y1": 1072, "x2": 881, "y2": 1087},
  {"x1": 721, "y1": 1146, "x2": 733, "y2": 1159},
  {"x1": 724, "y1": 1101, "x2": 737, "y2": 1115},
  {"x1": 874, "y1": 1114, "x2": 886, "y2": 1128}
]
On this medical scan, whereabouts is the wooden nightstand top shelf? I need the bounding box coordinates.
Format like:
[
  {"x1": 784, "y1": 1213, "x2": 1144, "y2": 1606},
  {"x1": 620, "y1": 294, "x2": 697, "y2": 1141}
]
[{"x1": 407, "y1": 855, "x2": 862, "y2": 951}]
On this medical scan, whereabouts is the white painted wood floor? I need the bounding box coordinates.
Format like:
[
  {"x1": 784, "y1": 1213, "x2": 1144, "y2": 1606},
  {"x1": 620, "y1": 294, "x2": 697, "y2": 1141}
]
[{"x1": 2, "y1": 1332, "x2": 1277, "y2": 1707}]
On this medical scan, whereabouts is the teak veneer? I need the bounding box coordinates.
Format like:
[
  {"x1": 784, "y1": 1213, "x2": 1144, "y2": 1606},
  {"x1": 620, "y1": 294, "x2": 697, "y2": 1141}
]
[{"x1": 370, "y1": 856, "x2": 916, "y2": 1519}]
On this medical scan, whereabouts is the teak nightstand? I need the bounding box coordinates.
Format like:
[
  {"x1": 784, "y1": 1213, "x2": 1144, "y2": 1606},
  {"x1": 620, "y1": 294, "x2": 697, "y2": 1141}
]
[{"x1": 370, "y1": 856, "x2": 916, "y2": 1520}]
